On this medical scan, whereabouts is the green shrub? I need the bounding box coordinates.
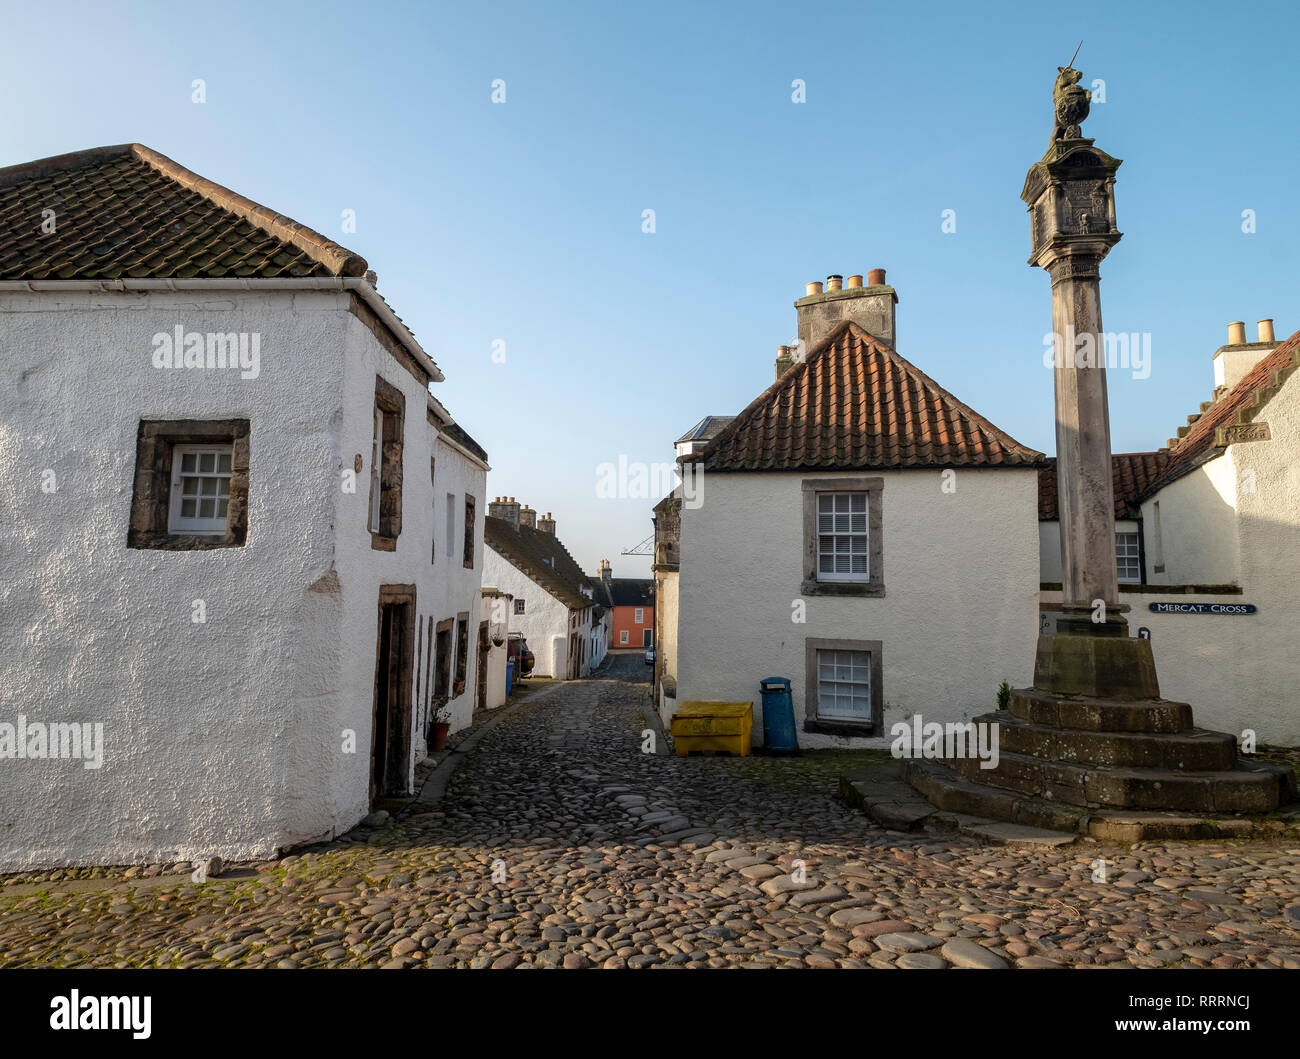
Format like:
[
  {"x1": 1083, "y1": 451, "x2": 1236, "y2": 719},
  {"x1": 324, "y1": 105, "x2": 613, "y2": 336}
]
[{"x1": 997, "y1": 681, "x2": 1011, "y2": 711}]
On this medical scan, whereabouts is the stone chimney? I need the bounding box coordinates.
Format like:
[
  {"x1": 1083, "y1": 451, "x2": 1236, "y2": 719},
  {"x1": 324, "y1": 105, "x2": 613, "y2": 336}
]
[
  {"x1": 774, "y1": 344, "x2": 795, "y2": 381},
  {"x1": 1213, "y1": 318, "x2": 1278, "y2": 395},
  {"x1": 487, "y1": 495, "x2": 520, "y2": 530},
  {"x1": 538, "y1": 512, "x2": 556, "y2": 535},
  {"x1": 519, "y1": 504, "x2": 537, "y2": 529},
  {"x1": 598, "y1": 558, "x2": 612, "y2": 586},
  {"x1": 794, "y1": 268, "x2": 897, "y2": 355}
]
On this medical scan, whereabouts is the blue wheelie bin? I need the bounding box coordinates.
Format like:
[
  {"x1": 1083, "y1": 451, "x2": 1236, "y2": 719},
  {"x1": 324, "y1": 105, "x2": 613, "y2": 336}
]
[{"x1": 759, "y1": 677, "x2": 798, "y2": 753}]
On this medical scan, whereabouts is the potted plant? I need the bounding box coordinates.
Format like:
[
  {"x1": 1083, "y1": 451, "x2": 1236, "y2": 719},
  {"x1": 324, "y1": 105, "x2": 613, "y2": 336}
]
[{"x1": 430, "y1": 702, "x2": 452, "y2": 751}]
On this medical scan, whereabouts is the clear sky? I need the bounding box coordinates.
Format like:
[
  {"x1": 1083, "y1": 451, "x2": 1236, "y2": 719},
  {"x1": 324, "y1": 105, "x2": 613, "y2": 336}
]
[{"x1": 6, "y1": 0, "x2": 1297, "y2": 577}]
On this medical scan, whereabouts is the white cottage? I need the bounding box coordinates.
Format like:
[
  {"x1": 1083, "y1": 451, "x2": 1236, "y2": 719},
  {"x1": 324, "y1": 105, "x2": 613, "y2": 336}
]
[
  {"x1": 0, "y1": 143, "x2": 489, "y2": 871},
  {"x1": 482, "y1": 499, "x2": 597, "y2": 678},
  {"x1": 675, "y1": 271, "x2": 1045, "y2": 748},
  {"x1": 1039, "y1": 320, "x2": 1300, "y2": 743}
]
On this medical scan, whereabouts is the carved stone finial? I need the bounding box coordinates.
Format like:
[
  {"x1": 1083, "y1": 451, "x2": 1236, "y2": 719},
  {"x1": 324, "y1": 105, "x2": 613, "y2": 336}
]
[{"x1": 1052, "y1": 65, "x2": 1091, "y2": 143}]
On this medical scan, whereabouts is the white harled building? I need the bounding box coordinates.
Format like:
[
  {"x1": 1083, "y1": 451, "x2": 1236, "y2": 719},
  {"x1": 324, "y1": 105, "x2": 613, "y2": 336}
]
[{"x1": 0, "y1": 143, "x2": 489, "y2": 871}]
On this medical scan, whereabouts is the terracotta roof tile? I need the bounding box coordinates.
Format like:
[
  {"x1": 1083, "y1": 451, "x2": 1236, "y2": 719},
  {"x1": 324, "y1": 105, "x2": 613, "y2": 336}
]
[
  {"x1": 1038, "y1": 451, "x2": 1170, "y2": 520},
  {"x1": 0, "y1": 144, "x2": 366, "y2": 281},
  {"x1": 1137, "y1": 329, "x2": 1300, "y2": 499},
  {"x1": 692, "y1": 322, "x2": 1045, "y2": 472}
]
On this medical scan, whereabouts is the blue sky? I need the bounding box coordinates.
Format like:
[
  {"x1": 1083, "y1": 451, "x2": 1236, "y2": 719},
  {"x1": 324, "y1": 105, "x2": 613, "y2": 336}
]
[{"x1": 6, "y1": 0, "x2": 1297, "y2": 576}]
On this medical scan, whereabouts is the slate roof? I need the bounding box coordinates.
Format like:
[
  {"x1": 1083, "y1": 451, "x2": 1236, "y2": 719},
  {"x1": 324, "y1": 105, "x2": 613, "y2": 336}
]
[
  {"x1": 675, "y1": 415, "x2": 735, "y2": 445},
  {"x1": 442, "y1": 421, "x2": 489, "y2": 464},
  {"x1": 0, "y1": 143, "x2": 366, "y2": 280},
  {"x1": 484, "y1": 517, "x2": 594, "y2": 611},
  {"x1": 588, "y1": 578, "x2": 614, "y2": 609},
  {"x1": 1038, "y1": 451, "x2": 1170, "y2": 520},
  {"x1": 1136, "y1": 329, "x2": 1300, "y2": 500},
  {"x1": 610, "y1": 579, "x2": 654, "y2": 607},
  {"x1": 690, "y1": 322, "x2": 1045, "y2": 472}
]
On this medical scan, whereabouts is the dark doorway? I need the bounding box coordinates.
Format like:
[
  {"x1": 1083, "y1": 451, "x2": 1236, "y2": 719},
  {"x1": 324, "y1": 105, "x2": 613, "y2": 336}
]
[
  {"x1": 643, "y1": 629, "x2": 653, "y2": 648},
  {"x1": 371, "y1": 585, "x2": 416, "y2": 806},
  {"x1": 476, "y1": 620, "x2": 489, "y2": 711}
]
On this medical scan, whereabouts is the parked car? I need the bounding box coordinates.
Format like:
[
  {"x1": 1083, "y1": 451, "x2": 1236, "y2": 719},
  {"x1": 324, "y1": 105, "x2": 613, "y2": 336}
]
[
  {"x1": 645, "y1": 646, "x2": 655, "y2": 666},
  {"x1": 507, "y1": 633, "x2": 535, "y2": 678}
]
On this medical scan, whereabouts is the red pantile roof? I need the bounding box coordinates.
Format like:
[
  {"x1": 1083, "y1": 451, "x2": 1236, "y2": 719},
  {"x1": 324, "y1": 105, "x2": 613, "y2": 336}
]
[
  {"x1": 1038, "y1": 451, "x2": 1170, "y2": 520},
  {"x1": 691, "y1": 322, "x2": 1045, "y2": 472},
  {"x1": 1137, "y1": 329, "x2": 1300, "y2": 499},
  {"x1": 0, "y1": 143, "x2": 366, "y2": 280}
]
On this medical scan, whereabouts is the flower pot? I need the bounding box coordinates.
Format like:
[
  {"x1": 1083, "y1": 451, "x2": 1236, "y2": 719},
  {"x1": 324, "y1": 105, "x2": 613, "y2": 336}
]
[{"x1": 432, "y1": 721, "x2": 450, "y2": 751}]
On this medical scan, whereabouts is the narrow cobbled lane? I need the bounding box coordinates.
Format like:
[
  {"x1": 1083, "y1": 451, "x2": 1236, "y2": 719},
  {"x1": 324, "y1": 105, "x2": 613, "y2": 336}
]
[{"x1": 2, "y1": 651, "x2": 1299, "y2": 968}]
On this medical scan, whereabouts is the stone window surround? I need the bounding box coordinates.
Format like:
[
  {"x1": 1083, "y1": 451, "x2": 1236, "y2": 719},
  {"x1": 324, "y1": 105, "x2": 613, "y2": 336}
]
[
  {"x1": 432, "y1": 617, "x2": 454, "y2": 712},
  {"x1": 803, "y1": 636, "x2": 884, "y2": 737},
  {"x1": 369, "y1": 375, "x2": 406, "y2": 552},
  {"x1": 463, "y1": 493, "x2": 476, "y2": 569},
  {"x1": 372, "y1": 583, "x2": 417, "y2": 800},
  {"x1": 128, "y1": 419, "x2": 250, "y2": 551},
  {"x1": 800, "y1": 476, "x2": 884, "y2": 597},
  {"x1": 453, "y1": 611, "x2": 470, "y2": 697}
]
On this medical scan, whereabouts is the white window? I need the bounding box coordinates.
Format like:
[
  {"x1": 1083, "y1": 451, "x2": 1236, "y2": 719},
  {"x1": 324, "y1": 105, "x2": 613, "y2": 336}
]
[
  {"x1": 368, "y1": 408, "x2": 382, "y2": 532},
  {"x1": 816, "y1": 649, "x2": 872, "y2": 722},
  {"x1": 1116, "y1": 532, "x2": 1141, "y2": 583},
  {"x1": 169, "y1": 445, "x2": 233, "y2": 535},
  {"x1": 445, "y1": 493, "x2": 455, "y2": 557},
  {"x1": 514, "y1": 599, "x2": 526, "y2": 614},
  {"x1": 817, "y1": 492, "x2": 869, "y2": 581},
  {"x1": 634, "y1": 607, "x2": 644, "y2": 624},
  {"x1": 620, "y1": 630, "x2": 629, "y2": 645}
]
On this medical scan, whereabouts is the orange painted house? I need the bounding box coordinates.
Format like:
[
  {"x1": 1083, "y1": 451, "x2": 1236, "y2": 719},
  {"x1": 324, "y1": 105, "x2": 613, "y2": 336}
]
[{"x1": 610, "y1": 577, "x2": 654, "y2": 648}]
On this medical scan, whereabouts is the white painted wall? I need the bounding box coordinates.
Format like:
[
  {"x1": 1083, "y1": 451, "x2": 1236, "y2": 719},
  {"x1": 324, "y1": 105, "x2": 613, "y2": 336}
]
[
  {"x1": 656, "y1": 568, "x2": 679, "y2": 725},
  {"x1": 329, "y1": 313, "x2": 487, "y2": 842},
  {"x1": 0, "y1": 287, "x2": 486, "y2": 871},
  {"x1": 480, "y1": 591, "x2": 511, "y2": 709},
  {"x1": 481, "y1": 547, "x2": 572, "y2": 678},
  {"x1": 676, "y1": 468, "x2": 1040, "y2": 748},
  {"x1": 1138, "y1": 455, "x2": 1240, "y2": 586}
]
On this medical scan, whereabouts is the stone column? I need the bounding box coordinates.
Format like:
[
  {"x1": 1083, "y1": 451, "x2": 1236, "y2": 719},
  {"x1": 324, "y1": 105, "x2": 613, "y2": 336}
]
[
  {"x1": 1045, "y1": 244, "x2": 1120, "y2": 626},
  {"x1": 1022, "y1": 139, "x2": 1125, "y2": 637}
]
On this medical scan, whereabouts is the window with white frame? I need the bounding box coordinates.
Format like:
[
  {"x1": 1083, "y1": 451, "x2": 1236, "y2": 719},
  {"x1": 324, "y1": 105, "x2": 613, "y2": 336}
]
[
  {"x1": 169, "y1": 445, "x2": 233, "y2": 535},
  {"x1": 817, "y1": 492, "x2": 869, "y2": 581},
  {"x1": 815, "y1": 648, "x2": 872, "y2": 722},
  {"x1": 634, "y1": 607, "x2": 644, "y2": 624},
  {"x1": 514, "y1": 599, "x2": 526, "y2": 615},
  {"x1": 1116, "y1": 532, "x2": 1141, "y2": 583},
  {"x1": 620, "y1": 630, "x2": 629, "y2": 644}
]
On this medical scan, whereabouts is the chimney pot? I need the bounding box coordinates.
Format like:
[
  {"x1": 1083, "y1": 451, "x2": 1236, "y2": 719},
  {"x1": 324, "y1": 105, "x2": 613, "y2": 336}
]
[
  {"x1": 867, "y1": 268, "x2": 886, "y2": 287},
  {"x1": 805, "y1": 281, "x2": 823, "y2": 296},
  {"x1": 846, "y1": 274, "x2": 863, "y2": 288},
  {"x1": 1228, "y1": 321, "x2": 1247, "y2": 346},
  {"x1": 1258, "y1": 318, "x2": 1275, "y2": 343},
  {"x1": 826, "y1": 274, "x2": 843, "y2": 291}
]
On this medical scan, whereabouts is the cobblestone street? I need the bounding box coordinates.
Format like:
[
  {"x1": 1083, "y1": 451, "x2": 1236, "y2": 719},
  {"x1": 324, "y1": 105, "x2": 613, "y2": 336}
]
[{"x1": 3, "y1": 651, "x2": 1299, "y2": 969}]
